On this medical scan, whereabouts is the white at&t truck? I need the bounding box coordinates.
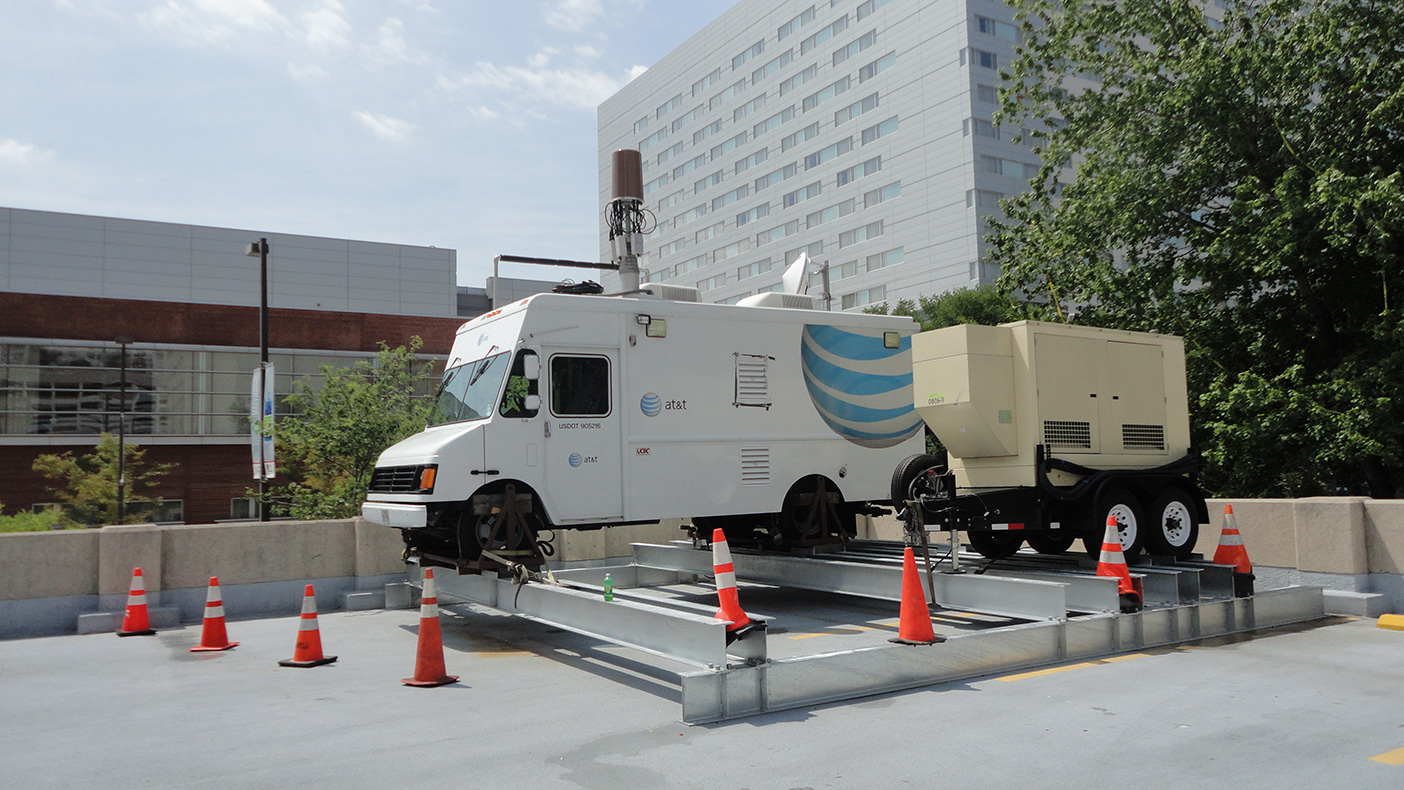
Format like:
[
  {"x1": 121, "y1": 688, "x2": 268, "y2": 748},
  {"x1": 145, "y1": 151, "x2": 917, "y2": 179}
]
[{"x1": 361, "y1": 287, "x2": 925, "y2": 570}]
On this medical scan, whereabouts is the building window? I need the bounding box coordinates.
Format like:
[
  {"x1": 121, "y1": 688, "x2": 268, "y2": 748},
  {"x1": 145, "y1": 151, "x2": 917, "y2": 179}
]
[
  {"x1": 781, "y1": 122, "x2": 820, "y2": 151},
  {"x1": 858, "y1": 51, "x2": 896, "y2": 82},
  {"x1": 753, "y1": 49, "x2": 793, "y2": 84},
  {"x1": 710, "y1": 79, "x2": 747, "y2": 112},
  {"x1": 806, "y1": 198, "x2": 856, "y2": 229},
  {"x1": 658, "y1": 189, "x2": 685, "y2": 212},
  {"x1": 734, "y1": 94, "x2": 768, "y2": 122},
  {"x1": 694, "y1": 120, "x2": 724, "y2": 145},
  {"x1": 755, "y1": 220, "x2": 801, "y2": 246},
  {"x1": 964, "y1": 118, "x2": 1001, "y2": 139},
  {"x1": 692, "y1": 68, "x2": 722, "y2": 97},
  {"x1": 697, "y1": 273, "x2": 728, "y2": 292},
  {"x1": 671, "y1": 105, "x2": 704, "y2": 132},
  {"x1": 866, "y1": 247, "x2": 904, "y2": 271},
  {"x1": 657, "y1": 141, "x2": 684, "y2": 165},
  {"x1": 676, "y1": 204, "x2": 708, "y2": 226},
  {"x1": 838, "y1": 220, "x2": 884, "y2": 248},
  {"x1": 860, "y1": 116, "x2": 899, "y2": 145},
  {"x1": 803, "y1": 76, "x2": 851, "y2": 112},
  {"x1": 695, "y1": 222, "x2": 724, "y2": 244},
  {"x1": 695, "y1": 170, "x2": 724, "y2": 193},
  {"x1": 639, "y1": 127, "x2": 670, "y2": 151},
  {"x1": 656, "y1": 238, "x2": 685, "y2": 258},
  {"x1": 834, "y1": 30, "x2": 877, "y2": 66},
  {"x1": 633, "y1": 117, "x2": 649, "y2": 135},
  {"x1": 672, "y1": 154, "x2": 707, "y2": 181},
  {"x1": 784, "y1": 241, "x2": 824, "y2": 264},
  {"x1": 643, "y1": 173, "x2": 670, "y2": 195},
  {"x1": 841, "y1": 285, "x2": 886, "y2": 310},
  {"x1": 862, "y1": 181, "x2": 901, "y2": 208},
  {"x1": 778, "y1": 6, "x2": 816, "y2": 39},
  {"x1": 976, "y1": 84, "x2": 998, "y2": 104},
  {"x1": 804, "y1": 137, "x2": 854, "y2": 169},
  {"x1": 836, "y1": 155, "x2": 882, "y2": 186},
  {"x1": 674, "y1": 254, "x2": 707, "y2": 276},
  {"x1": 711, "y1": 131, "x2": 747, "y2": 161},
  {"x1": 800, "y1": 15, "x2": 849, "y2": 55},
  {"x1": 656, "y1": 94, "x2": 682, "y2": 119},
  {"x1": 780, "y1": 65, "x2": 817, "y2": 97},
  {"x1": 732, "y1": 39, "x2": 765, "y2": 70},
  {"x1": 963, "y1": 48, "x2": 999, "y2": 70},
  {"x1": 736, "y1": 203, "x2": 771, "y2": 226},
  {"x1": 783, "y1": 181, "x2": 823, "y2": 208},
  {"x1": 975, "y1": 15, "x2": 1020, "y2": 42},
  {"x1": 856, "y1": 0, "x2": 892, "y2": 22},
  {"x1": 834, "y1": 93, "x2": 880, "y2": 126},
  {"x1": 754, "y1": 162, "x2": 799, "y2": 191},
  {"x1": 753, "y1": 106, "x2": 796, "y2": 137},
  {"x1": 715, "y1": 240, "x2": 749, "y2": 262},
  {"x1": 966, "y1": 189, "x2": 1005, "y2": 209},
  {"x1": 713, "y1": 184, "x2": 750, "y2": 211},
  {"x1": 736, "y1": 148, "x2": 769, "y2": 174},
  {"x1": 737, "y1": 258, "x2": 774, "y2": 280}
]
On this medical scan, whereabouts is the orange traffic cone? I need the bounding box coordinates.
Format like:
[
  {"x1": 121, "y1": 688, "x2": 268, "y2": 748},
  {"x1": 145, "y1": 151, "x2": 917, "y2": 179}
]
[
  {"x1": 711, "y1": 528, "x2": 752, "y2": 632},
  {"x1": 190, "y1": 576, "x2": 238, "y2": 652},
  {"x1": 889, "y1": 546, "x2": 943, "y2": 645},
  {"x1": 1096, "y1": 516, "x2": 1143, "y2": 613},
  {"x1": 402, "y1": 568, "x2": 459, "y2": 687},
  {"x1": 1212, "y1": 504, "x2": 1255, "y2": 597},
  {"x1": 117, "y1": 567, "x2": 156, "y2": 637},
  {"x1": 278, "y1": 585, "x2": 337, "y2": 668}
]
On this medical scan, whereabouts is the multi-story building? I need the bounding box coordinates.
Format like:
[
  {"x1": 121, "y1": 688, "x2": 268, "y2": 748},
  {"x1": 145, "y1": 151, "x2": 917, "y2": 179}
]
[
  {"x1": 598, "y1": 0, "x2": 1031, "y2": 310},
  {"x1": 0, "y1": 207, "x2": 555, "y2": 524}
]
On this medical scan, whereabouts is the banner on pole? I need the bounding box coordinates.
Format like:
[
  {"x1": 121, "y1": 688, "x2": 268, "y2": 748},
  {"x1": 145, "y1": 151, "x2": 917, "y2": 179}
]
[{"x1": 250, "y1": 363, "x2": 276, "y2": 480}]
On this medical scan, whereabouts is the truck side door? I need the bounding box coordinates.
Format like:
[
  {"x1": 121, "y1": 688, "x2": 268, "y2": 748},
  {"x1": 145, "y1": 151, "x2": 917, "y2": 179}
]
[{"x1": 542, "y1": 349, "x2": 623, "y2": 523}]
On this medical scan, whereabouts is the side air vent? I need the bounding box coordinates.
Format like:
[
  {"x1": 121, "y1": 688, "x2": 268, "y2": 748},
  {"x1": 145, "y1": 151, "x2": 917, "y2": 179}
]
[
  {"x1": 1123, "y1": 423, "x2": 1166, "y2": 451},
  {"x1": 1043, "y1": 420, "x2": 1092, "y2": 450},
  {"x1": 741, "y1": 447, "x2": 770, "y2": 485},
  {"x1": 638, "y1": 283, "x2": 700, "y2": 302},
  {"x1": 734, "y1": 353, "x2": 774, "y2": 409}
]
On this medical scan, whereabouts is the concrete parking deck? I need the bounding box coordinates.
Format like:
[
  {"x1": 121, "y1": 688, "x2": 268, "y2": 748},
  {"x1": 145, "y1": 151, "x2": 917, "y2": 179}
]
[{"x1": 3, "y1": 604, "x2": 1403, "y2": 788}]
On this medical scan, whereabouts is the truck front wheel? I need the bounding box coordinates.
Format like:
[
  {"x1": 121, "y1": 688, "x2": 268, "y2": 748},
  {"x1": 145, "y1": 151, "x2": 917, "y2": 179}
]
[
  {"x1": 1145, "y1": 487, "x2": 1199, "y2": 560},
  {"x1": 1084, "y1": 488, "x2": 1145, "y2": 562}
]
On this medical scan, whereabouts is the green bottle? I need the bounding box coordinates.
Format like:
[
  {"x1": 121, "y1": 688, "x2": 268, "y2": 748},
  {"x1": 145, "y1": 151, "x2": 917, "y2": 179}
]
[{"x1": 603, "y1": 573, "x2": 614, "y2": 602}]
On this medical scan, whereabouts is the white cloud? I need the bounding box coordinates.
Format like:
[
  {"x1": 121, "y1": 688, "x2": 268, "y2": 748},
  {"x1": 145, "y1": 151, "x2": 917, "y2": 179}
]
[
  {"x1": 352, "y1": 110, "x2": 414, "y2": 142},
  {"x1": 395, "y1": 0, "x2": 437, "y2": 11},
  {"x1": 573, "y1": 45, "x2": 601, "y2": 60},
  {"x1": 287, "y1": 61, "x2": 328, "y2": 81},
  {"x1": 0, "y1": 139, "x2": 57, "y2": 166},
  {"x1": 465, "y1": 105, "x2": 501, "y2": 121},
  {"x1": 442, "y1": 59, "x2": 634, "y2": 111},
  {"x1": 543, "y1": 0, "x2": 603, "y2": 33},
  {"x1": 366, "y1": 18, "x2": 410, "y2": 64},
  {"x1": 302, "y1": 0, "x2": 351, "y2": 50},
  {"x1": 137, "y1": 0, "x2": 289, "y2": 46},
  {"x1": 627, "y1": 64, "x2": 648, "y2": 81}
]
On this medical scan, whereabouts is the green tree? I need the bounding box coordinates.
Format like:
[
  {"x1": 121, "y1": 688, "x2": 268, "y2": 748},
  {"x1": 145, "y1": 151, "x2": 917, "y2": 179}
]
[
  {"x1": 0, "y1": 502, "x2": 64, "y2": 533},
  {"x1": 270, "y1": 338, "x2": 436, "y2": 519},
  {"x1": 990, "y1": 0, "x2": 1404, "y2": 497},
  {"x1": 866, "y1": 285, "x2": 1031, "y2": 331},
  {"x1": 31, "y1": 434, "x2": 173, "y2": 526}
]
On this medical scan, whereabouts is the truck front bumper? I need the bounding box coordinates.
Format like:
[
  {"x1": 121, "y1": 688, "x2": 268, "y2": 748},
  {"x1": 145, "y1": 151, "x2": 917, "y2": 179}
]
[{"x1": 361, "y1": 501, "x2": 428, "y2": 529}]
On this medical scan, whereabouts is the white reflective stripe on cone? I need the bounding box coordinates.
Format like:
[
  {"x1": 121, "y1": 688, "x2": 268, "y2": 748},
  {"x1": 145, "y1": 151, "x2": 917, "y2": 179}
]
[
  {"x1": 127, "y1": 592, "x2": 148, "y2": 605},
  {"x1": 129, "y1": 576, "x2": 145, "y2": 594},
  {"x1": 206, "y1": 604, "x2": 225, "y2": 618},
  {"x1": 712, "y1": 541, "x2": 733, "y2": 566},
  {"x1": 420, "y1": 601, "x2": 439, "y2": 618},
  {"x1": 206, "y1": 585, "x2": 222, "y2": 604},
  {"x1": 715, "y1": 571, "x2": 737, "y2": 589},
  {"x1": 298, "y1": 615, "x2": 319, "y2": 631},
  {"x1": 1220, "y1": 532, "x2": 1244, "y2": 545},
  {"x1": 300, "y1": 595, "x2": 317, "y2": 615}
]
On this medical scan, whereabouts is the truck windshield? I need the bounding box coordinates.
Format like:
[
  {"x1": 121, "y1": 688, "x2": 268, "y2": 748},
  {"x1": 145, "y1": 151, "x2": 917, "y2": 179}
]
[{"x1": 428, "y1": 351, "x2": 510, "y2": 426}]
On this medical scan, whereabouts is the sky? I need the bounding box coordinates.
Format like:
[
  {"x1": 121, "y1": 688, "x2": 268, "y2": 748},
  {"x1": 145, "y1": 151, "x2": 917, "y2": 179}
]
[{"x1": 0, "y1": 0, "x2": 738, "y2": 287}]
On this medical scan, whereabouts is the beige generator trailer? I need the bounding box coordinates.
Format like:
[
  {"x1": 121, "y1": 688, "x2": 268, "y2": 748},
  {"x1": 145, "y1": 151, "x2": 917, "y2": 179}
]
[{"x1": 892, "y1": 321, "x2": 1209, "y2": 560}]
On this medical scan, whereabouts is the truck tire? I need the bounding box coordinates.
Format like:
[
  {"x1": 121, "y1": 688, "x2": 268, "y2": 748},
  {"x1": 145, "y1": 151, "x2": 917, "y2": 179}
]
[
  {"x1": 890, "y1": 454, "x2": 945, "y2": 510},
  {"x1": 1083, "y1": 488, "x2": 1145, "y2": 561},
  {"x1": 967, "y1": 530, "x2": 1024, "y2": 559},
  {"x1": 1146, "y1": 486, "x2": 1200, "y2": 560},
  {"x1": 1026, "y1": 533, "x2": 1078, "y2": 555}
]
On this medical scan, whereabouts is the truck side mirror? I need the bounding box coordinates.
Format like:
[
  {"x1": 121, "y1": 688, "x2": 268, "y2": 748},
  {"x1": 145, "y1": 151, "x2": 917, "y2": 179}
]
[
  {"x1": 522, "y1": 355, "x2": 540, "y2": 380},
  {"x1": 524, "y1": 394, "x2": 541, "y2": 412}
]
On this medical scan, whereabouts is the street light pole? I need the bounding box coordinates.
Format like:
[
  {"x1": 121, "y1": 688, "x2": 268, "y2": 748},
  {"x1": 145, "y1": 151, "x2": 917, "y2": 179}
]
[
  {"x1": 114, "y1": 336, "x2": 133, "y2": 525},
  {"x1": 246, "y1": 237, "x2": 271, "y2": 522}
]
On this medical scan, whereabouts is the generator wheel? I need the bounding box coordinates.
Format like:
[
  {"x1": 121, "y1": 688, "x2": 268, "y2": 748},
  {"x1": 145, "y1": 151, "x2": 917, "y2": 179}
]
[
  {"x1": 1026, "y1": 533, "x2": 1078, "y2": 555},
  {"x1": 967, "y1": 530, "x2": 1024, "y2": 559},
  {"x1": 1146, "y1": 486, "x2": 1199, "y2": 560},
  {"x1": 890, "y1": 454, "x2": 945, "y2": 509},
  {"x1": 1083, "y1": 487, "x2": 1144, "y2": 561}
]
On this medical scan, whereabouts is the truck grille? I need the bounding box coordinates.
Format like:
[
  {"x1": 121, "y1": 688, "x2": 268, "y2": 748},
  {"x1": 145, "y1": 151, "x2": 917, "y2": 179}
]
[
  {"x1": 1043, "y1": 420, "x2": 1092, "y2": 449},
  {"x1": 1122, "y1": 424, "x2": 1166, "y2": 451},
  {"x1": 369, "y1": 465, "x2": 429, "y2": 493}
]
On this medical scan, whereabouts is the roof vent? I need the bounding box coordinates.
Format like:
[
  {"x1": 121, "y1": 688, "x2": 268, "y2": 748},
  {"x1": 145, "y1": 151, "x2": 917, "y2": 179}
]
[
  {"x1": 638, "y1": 284, "x2": 700, "y2": 302},
  {"x1": 736, "y1": 292, "x2": 817, "y2": 310}
]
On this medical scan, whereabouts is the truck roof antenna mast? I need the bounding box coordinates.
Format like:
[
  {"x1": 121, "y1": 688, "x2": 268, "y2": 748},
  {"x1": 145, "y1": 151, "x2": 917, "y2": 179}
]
[{"x1": 606, "y1": 149, "x2": 652, "y2": 295}]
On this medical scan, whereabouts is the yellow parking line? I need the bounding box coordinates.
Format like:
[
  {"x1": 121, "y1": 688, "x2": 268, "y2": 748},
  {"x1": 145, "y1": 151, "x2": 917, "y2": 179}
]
[
  {"x1": 1369, "y1": 746, "x2": 1404, "y2": 765},
  {"x1": 788, "y1": 625, "x2": 878, "y2": 640},
  {"x1": 998, "y1": 653, "x2": 1150, "y2": 681}
]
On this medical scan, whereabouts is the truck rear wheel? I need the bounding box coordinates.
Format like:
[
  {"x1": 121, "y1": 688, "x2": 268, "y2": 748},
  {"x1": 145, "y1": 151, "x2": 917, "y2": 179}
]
[
  {"x1": 1083, "y1": 488, "x2": 1145, "y2": 561},
  {"x1": 890, "y1": 454, "x2": 945, "y2": 510},
  {"x1": 967, "y1": 530, "x2": 1024, "y2": 559},
  {"x1": 1146, "y1": 487, "x2": 1199, "y2": 560}
]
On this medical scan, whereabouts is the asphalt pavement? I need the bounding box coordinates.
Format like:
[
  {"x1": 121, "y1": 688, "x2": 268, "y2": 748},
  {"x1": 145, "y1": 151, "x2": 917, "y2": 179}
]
[{"x1": 2, "y1": 601, "x2": 1402, "y2": 789}]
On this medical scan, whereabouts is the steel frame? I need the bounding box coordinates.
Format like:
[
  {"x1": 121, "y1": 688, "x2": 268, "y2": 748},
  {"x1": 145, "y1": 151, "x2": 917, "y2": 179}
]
[{"x1": 420, "y1": 542, "x2": 1327, "y2": 724}]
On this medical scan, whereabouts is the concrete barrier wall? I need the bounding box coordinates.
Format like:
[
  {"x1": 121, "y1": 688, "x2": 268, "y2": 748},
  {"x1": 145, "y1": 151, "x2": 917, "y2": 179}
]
[{"x1": 0, "y1": 517, "x2": 685, "y2": 639}]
